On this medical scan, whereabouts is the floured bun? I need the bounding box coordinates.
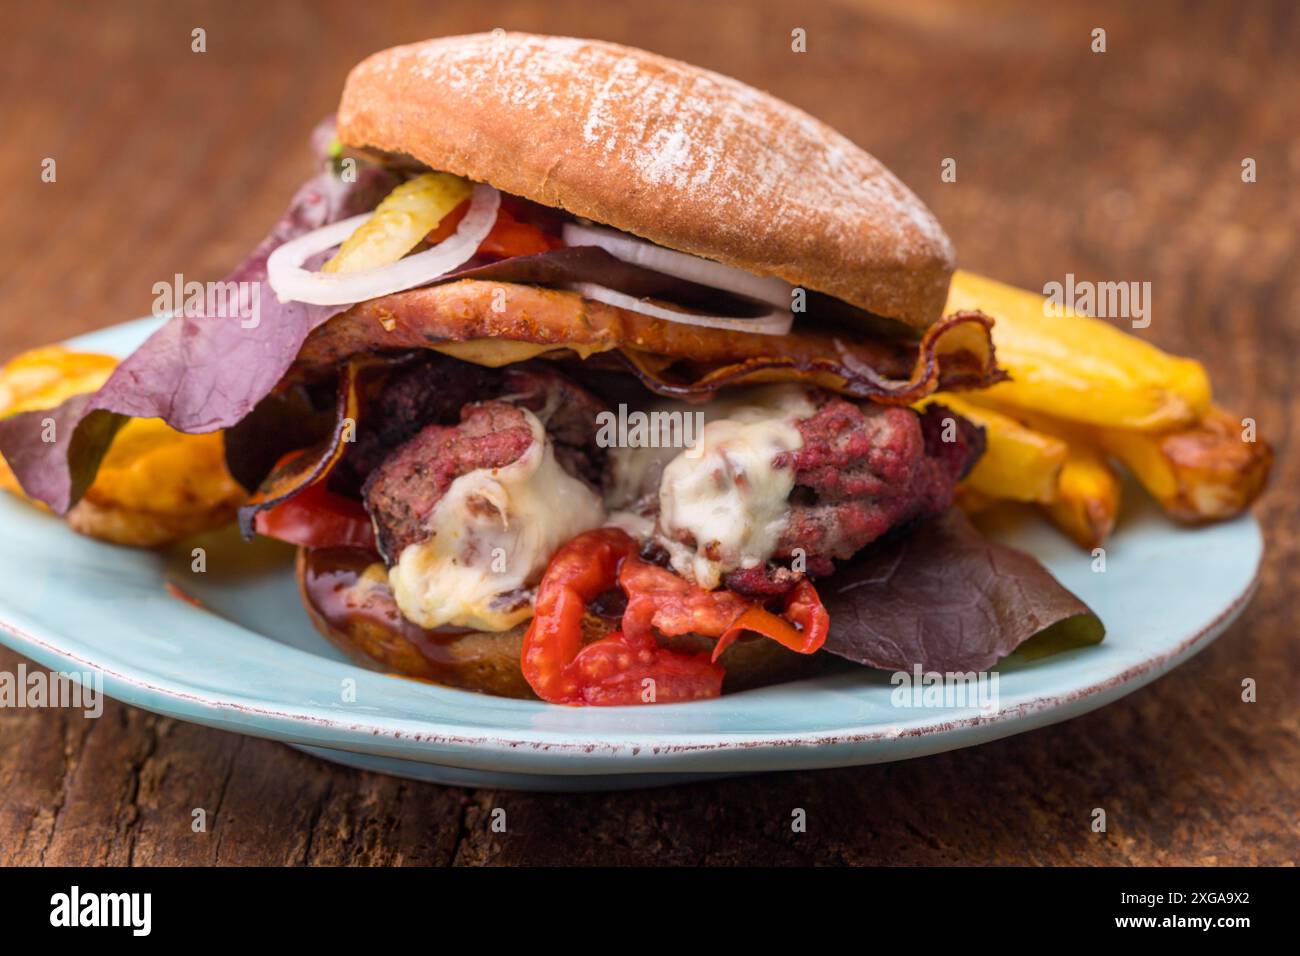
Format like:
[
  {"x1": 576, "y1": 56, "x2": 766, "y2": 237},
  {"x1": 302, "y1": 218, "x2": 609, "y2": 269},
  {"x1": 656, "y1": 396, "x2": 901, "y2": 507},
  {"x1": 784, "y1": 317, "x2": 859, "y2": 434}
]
[{"x1": 337, "y1": 32, "x2": 955, "y2": 329}]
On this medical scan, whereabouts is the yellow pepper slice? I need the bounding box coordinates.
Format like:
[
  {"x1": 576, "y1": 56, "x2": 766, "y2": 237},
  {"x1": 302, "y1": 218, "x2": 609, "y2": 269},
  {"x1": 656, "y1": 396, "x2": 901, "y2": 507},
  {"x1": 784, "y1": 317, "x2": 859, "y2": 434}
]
[{"x1": 323, "y1": 172, "x2": 472, "y2": 274}]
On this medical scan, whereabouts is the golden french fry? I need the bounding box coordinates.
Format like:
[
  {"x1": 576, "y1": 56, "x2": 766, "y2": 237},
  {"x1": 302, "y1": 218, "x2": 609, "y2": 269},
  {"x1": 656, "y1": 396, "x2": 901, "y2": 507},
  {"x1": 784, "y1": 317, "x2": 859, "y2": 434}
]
[
  {"x1": 919, "y1": 394, "x2": 1068, "y2": 504},
  {"x1": 1098, "y1": 406, "x2": 1272, "y2": 523},
  {"x1": 947, "y1": 271, "x2": 1212, "y2": 431},
  {"x1": 64, "y1": 492, "x2": 240, "y2": 548},
  {"x1": 1044, "y1": 443, "x2": 1121, "y2": 550},
  {"x1": 973, "y1": 409, "x2": 1122, "y2": 549},
  {"x1": 0, "y1": 346, "x2": 245, "y2": 545},
  {"x1": 0, "y1": 346, "x2": 117, "y2": 416},
  {"x1": 86, "y1": 419, "x2": 244, "y2": 517}
]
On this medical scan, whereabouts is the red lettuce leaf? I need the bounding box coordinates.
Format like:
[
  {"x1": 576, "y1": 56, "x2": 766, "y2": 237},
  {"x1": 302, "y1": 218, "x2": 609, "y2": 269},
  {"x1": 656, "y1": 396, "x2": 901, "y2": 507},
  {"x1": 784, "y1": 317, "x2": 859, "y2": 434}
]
[
  {"x1": 821, "y1": 509, "x2": 1103, "y2": 672},
  {"x1": 0, "y1": 130, "x2": 398, "y2": 514}
]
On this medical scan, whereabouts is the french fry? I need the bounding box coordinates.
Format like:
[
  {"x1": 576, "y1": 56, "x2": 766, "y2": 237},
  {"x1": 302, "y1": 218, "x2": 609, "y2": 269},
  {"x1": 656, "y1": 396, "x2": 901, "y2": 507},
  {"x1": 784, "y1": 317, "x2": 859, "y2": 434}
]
[
  {"x1": 1044, "y1": 442, "x2": 1121, "y2": 550},
  {"x1": 0, "y1": 346, "x2": 245, "y2": 545},
  {"x1": 946, "y1": 274, "x2": 1270, "y2": 533},
  {"x1": 919, "y1": 394, "x2": 1068, "y2": 504},
  {"x1": 0, "y1": 346, "x2": 117, "y2": 417},
  {"x1": 1097, "y1": 406, "x2": 1272, "y2": 524},
  {"x1": 977, "y1": 409, "x2": 1122, "y2": 549},
  {"x1": 947, "y1": 271, "x2": 1211, "y2": 431},
  {"x1": 86, "y1": 418, "x2": 244, "y2": 517}
]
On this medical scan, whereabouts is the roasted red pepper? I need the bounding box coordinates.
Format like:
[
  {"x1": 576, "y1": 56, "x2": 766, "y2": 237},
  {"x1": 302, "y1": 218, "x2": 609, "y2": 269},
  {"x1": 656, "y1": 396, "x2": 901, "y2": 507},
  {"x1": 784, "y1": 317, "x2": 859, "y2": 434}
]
[
  {"x1": 710, "y1": 580, "x2": 830, "y2": 661},
  {"x1": 619, "y1": 557, "x2": 752, "y2": 643},
  {"x1": 521, "y1": 529, "x2": 723, "y2": 705},
  {"x1": 521, "y1": 529, "x2": 830, "y2": 706},
  {"x1": 252, "y1": 460, "x2": 375, "y2": 552}
]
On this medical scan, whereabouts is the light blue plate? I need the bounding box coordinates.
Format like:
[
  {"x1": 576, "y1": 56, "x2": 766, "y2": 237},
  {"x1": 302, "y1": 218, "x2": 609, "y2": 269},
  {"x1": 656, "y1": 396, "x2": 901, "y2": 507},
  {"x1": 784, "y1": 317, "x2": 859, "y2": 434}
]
[{"x1": 0, "y1": 317, "x2": 1264, "y2": 790}]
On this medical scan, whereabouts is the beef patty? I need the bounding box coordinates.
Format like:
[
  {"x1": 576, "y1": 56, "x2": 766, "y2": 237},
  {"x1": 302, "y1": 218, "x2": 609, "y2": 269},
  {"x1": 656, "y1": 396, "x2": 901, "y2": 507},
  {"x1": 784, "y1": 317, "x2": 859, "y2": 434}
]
[
  {"x1": 352, "y1": 352, "x2": 982, "y2": 595},
  {"x1": 361, "y1": 362, "x2": 608, "y2": 562},
  {"x1": 722, "y1": 398, "x2": 984, "y2": 595}
]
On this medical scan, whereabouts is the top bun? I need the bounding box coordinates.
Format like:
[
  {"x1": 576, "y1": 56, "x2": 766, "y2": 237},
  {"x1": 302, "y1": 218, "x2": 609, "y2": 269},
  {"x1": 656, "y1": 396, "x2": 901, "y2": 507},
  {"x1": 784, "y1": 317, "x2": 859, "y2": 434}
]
[{"x1": 337, "y1": 32, "x2": 955, "y2": 329}]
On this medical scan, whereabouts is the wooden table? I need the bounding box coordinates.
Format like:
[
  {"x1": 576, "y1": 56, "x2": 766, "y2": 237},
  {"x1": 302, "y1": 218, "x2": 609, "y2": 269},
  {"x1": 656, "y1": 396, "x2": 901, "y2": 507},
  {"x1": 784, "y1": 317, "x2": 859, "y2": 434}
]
[{"x1": 1, "y1": 0, "x2": 1295, "y2": 865}]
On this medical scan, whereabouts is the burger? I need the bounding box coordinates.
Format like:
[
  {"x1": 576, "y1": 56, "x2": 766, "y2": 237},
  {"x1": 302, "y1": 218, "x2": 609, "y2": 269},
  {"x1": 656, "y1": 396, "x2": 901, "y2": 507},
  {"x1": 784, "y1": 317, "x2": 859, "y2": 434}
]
[{"x1": 0, "y1": 33, "x2": 1107, "y2": 705}]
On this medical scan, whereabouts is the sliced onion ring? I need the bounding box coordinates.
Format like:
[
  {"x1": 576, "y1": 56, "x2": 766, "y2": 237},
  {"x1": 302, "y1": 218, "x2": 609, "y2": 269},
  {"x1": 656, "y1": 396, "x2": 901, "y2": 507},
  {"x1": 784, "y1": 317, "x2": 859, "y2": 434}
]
[
  {"x1": 267, "y1": 184, "x2": 501, "y2": 305},
  {"x1": 571, "y1": 282, "x2": 794, "y2": 336},
  {"x1": 561, "y1": 221, "x2": 795, "y2": 310}
]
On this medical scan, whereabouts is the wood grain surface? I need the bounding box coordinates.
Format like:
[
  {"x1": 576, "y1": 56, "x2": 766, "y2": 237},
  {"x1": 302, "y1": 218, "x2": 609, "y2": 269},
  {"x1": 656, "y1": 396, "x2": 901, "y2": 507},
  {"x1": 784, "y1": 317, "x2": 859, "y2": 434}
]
[{"x1": 0, "y1": 0, "x2": 1296, "y2": 866}]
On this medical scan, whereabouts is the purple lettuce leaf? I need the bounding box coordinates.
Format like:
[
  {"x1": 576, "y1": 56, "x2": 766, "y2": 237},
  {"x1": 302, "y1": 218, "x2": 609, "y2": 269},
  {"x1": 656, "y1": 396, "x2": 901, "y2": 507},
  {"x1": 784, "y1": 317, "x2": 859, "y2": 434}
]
[
  {"x1": 821, "y1": 509, "x2": 1104, "y2": 672},
  {"x1": 0, "y1": 124, "x2": 398, "y2": 514}
]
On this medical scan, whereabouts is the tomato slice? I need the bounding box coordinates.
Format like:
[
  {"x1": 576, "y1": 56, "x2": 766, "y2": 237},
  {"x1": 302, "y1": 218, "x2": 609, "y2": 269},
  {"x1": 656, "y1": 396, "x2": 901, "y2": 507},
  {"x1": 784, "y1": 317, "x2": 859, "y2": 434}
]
[
  {"x1": 426, "y1": 201, "x2": 561, "y2": 259},
  {"x1": 253, "y1": 479, "x2": 375, "y2": 551}
]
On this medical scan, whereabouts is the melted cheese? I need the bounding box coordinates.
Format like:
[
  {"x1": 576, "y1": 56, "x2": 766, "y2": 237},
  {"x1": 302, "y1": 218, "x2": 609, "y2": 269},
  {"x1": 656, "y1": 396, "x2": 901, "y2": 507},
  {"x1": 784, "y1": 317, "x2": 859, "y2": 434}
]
[
  {"x1": 605, "y1": 432, "x2": 684, "y2": 515},
  {"x1": 428, "y1": 339, "x2": 612, "y2": 367},
  {"x1": 389, "y1": 408, "x2": 605, "y2": 631},
  {"x1": 606, "y1": 385, "x2": 814, "y2": 588}
]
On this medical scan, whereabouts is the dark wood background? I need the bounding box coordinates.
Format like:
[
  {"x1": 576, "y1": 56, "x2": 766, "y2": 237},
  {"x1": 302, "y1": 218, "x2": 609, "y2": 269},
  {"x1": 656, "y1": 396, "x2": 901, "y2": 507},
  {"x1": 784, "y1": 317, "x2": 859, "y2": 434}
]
[{"x1": 1, "y1": 0, "x2": 1295, "y2": 865}]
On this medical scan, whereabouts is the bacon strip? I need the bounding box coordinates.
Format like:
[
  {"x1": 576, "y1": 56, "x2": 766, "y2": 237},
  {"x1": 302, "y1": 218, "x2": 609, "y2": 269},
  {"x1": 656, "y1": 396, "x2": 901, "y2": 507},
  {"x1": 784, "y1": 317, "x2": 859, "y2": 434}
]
[
  {"x1": 234, "y1": 357, "x2": 370, "y2": 538},
  {"x1": 619, "y1": 311, "x2": 1004, "y2": 404},
  {"x1": 288, "y1": 279, "x2": 1004, "y2": 403}
]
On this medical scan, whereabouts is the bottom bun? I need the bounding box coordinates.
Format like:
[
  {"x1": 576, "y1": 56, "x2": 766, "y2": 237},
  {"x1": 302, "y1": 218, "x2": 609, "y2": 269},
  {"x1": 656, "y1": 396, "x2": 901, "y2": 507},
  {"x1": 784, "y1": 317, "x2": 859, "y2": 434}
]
[{"x1": 297, "y1": 547, "x2": 832, "y2": 700}]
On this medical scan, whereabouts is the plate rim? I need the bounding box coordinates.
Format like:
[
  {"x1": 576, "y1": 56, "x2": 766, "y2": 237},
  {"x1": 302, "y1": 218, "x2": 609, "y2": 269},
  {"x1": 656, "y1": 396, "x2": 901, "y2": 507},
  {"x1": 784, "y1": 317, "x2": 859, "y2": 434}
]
[{"x1": 0, "y1": 562, "x2": 1259, "y2": 758}]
